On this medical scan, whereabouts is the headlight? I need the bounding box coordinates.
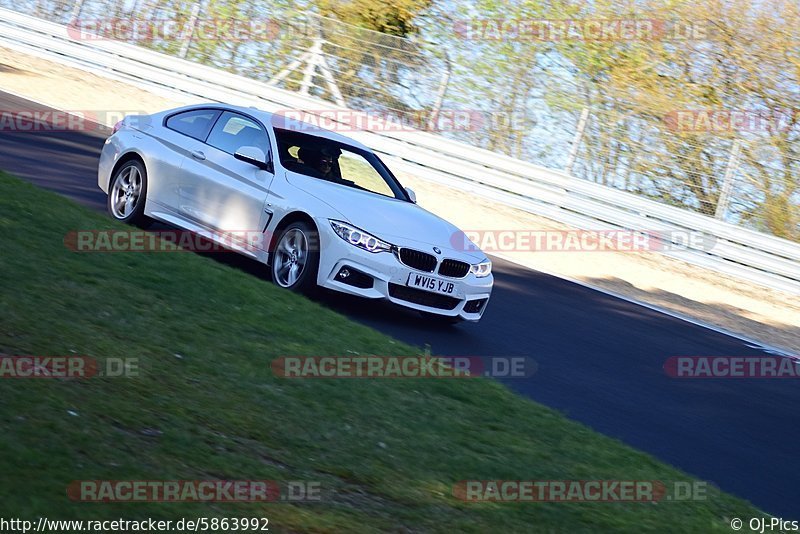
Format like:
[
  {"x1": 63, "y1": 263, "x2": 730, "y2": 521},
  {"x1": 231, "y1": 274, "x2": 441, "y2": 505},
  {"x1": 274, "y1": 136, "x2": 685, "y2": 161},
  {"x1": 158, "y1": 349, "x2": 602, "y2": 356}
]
[
  {"x1": 470, "y1": 259, "x2": 492, "y2": 278},
  {"x1": 329, "y1": 220, "x2": 392, "y2": 253}
]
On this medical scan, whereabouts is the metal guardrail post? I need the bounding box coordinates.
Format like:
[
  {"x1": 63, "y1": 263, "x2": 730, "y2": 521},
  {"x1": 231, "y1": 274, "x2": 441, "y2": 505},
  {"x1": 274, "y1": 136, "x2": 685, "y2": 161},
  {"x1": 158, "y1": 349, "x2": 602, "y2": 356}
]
[
  {"x1": 70, "y1": 0, "x2": 85, "y2": 20},
  {"x1": 299, "y1": 39, "x2": 321, "y2": 96},
  {"x1": 428, "y1": 51, "x2": 451, "y2": 131},
  {"x1": 267, "y1": 16, "x2": 345, "y2": 107},
  {"x1": 714, "y1": 139, "x2": 742, "y2": 220},
  {"x1": 565, "y1": 107, "x2": 590, "y2": 175},
  {"x1": 178, "y1": 2, "x2": 202, "y2": 60}
]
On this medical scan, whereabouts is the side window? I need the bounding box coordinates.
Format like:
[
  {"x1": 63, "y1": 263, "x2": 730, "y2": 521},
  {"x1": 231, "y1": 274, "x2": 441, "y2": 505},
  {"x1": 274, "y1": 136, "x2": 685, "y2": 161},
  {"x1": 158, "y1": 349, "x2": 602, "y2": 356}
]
[
  {"x1": 206, "y1": 112, "x2": 269, "y2": 157},
  {"x1": 165, "y1": 109, "x2": 220, "y2": 141}
]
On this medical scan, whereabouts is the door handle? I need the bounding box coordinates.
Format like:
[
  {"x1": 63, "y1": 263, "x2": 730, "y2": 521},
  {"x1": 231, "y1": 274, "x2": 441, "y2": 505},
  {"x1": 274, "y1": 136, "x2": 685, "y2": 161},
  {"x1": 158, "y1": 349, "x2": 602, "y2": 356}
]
[{"x1": 191, "y1": 150, "x2": 206, "y2": 161}]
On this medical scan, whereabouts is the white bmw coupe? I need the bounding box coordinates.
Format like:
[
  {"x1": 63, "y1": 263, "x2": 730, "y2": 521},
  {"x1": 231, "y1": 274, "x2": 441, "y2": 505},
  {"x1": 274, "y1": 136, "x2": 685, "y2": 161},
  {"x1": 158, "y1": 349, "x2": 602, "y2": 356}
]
[{"x1": 98, "y1": 104, "x2": 492, "y2": 322}]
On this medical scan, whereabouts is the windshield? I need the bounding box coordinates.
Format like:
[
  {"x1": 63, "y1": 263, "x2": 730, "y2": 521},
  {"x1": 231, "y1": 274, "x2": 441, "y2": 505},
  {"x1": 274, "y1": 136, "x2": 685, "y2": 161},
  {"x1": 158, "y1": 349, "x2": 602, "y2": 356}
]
[{"x1": 274, "y1": 128, "x2": 409, "y2": 201}]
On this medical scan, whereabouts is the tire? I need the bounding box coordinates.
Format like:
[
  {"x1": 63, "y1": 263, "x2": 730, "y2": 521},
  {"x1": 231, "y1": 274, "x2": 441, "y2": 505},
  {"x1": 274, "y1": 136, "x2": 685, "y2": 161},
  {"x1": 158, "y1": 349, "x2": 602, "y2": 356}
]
[
  {"x1": 270, "y1": 221, "x2": 320, "y2": 295},
  {"x1": 419, "y1": 311, "x2": 463, "y2": 325},
  {"x1": 107, "y1": 160, "x2": 150, "y2": 227}
]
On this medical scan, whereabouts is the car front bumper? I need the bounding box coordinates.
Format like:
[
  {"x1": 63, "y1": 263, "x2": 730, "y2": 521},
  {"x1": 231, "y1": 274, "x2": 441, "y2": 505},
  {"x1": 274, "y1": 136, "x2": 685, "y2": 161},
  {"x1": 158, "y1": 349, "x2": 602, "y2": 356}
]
[{"x1": 315, "y1": 221, "x2": 493, "y2": 321}]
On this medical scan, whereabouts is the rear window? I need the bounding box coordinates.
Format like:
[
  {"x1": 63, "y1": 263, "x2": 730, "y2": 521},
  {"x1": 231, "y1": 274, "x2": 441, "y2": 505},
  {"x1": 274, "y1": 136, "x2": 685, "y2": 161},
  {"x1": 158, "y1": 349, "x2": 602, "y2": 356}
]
[{"x1": 165, "y1": 109, "x2": 220, "y2": 141}]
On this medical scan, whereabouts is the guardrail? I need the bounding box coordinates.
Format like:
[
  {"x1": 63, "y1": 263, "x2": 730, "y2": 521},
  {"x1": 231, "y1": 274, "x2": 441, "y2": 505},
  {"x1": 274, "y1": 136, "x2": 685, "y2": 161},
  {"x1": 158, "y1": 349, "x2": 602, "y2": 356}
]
[{"x1": 1, "y1": 7, "x2": 798, "y2": 294}]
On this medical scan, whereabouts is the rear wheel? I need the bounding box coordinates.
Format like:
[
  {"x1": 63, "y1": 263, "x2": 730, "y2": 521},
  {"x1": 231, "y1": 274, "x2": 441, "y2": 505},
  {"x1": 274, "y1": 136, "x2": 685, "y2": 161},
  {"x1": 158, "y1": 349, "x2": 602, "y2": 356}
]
[
  {"x1": 270, "y1": 221, "x2": 319, "y2": 295},
  {"x1": 108, "y1": 160, "x2": 150, "y2": 227}
]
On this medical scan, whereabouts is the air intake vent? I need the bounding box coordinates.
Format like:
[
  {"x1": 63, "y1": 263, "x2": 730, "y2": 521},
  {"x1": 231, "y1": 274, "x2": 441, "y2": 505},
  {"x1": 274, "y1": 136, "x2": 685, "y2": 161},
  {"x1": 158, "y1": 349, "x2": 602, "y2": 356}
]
[{"x1": 388, "y1": 283, "x2": 460, "y2": 310}]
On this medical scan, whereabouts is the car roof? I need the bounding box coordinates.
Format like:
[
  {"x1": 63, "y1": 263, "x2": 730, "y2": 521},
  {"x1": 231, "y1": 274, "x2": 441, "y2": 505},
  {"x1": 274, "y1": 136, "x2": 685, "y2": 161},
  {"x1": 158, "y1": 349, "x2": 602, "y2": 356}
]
[{"x1": 171, "y1": 103, "x2": 372, "y2": 151}]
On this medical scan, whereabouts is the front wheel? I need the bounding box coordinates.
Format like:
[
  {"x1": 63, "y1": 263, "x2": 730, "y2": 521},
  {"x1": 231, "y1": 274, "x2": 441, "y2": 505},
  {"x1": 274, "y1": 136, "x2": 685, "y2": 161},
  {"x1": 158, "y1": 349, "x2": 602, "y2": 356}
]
[
  {"x1": 108, "y1": 160, "x2": 150, "y2": 227},
  {"x1": 270, "y1": 221, "x2": 320, "y2": 295}
]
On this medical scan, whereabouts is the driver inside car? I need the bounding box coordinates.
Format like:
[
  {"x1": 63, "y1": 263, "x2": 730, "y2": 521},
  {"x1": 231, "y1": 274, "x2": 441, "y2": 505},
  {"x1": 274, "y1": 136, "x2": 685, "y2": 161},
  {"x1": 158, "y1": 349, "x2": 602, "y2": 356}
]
[
  {"x1": 317, "y1": 152, "x2": 334, "y2": 179},
  {"x1": 297, "y1": 146, "x2": 341, "y2": 180}
]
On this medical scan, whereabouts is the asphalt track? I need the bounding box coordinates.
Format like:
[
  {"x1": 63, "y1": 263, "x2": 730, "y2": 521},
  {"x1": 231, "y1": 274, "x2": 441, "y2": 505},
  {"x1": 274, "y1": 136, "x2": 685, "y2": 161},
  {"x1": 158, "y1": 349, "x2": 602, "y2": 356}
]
[{"x1": 1, "y1": 91, "x2": 798, "y2": 518}]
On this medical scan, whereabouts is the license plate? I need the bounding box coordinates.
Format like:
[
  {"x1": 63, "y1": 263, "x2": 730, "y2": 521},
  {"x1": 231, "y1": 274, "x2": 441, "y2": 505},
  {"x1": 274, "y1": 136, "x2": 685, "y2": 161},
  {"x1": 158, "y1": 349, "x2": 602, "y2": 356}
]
[{"x1": 406, "y1": 273, "x2": 456, "y2": 295}]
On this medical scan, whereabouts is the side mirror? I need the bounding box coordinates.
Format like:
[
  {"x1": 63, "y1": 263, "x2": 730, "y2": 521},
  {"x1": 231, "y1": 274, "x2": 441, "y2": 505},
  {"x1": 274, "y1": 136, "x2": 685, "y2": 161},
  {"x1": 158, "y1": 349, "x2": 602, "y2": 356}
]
[
  {"x1": 405, "y1": 187, "x2": 417, "y2": 203},
  {"x1": 235, "y1": 146, "x2": 273, "y2": 173}
]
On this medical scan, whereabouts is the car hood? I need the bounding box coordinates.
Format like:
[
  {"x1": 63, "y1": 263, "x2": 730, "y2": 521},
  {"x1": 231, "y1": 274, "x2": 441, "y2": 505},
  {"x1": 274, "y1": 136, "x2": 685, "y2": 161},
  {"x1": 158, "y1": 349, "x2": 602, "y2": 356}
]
[{"x1": 287, "y1": 173, "x2": 485, "y2": 260}]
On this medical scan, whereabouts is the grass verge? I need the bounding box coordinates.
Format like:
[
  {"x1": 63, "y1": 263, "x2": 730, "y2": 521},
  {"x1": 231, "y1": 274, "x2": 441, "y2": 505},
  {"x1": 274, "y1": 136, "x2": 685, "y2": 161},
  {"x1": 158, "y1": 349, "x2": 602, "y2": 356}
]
[{"x1": 0, "y1": 171, "x2": 760, "y2": 531}]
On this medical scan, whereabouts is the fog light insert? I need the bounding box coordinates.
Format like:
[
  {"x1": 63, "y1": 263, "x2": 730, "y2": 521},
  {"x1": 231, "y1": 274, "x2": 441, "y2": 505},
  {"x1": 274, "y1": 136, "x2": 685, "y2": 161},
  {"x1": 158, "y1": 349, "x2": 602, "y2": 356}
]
[
  {"x1": 335, "y1": 266, "x2": 374, "y2": 289},
  {"x1": 464, "y1": 298, "x2": 488, "y2": 314}
]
